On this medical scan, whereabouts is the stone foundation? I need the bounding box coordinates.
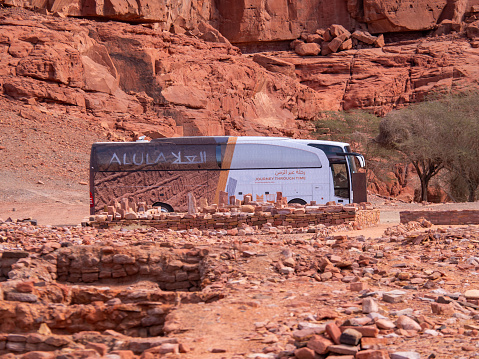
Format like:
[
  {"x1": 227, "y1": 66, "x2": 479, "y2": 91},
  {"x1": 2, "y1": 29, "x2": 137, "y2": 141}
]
[
  {"x1": 89, "y1": 207, "x2": 380, "y2": 232},
  {"x1": 0, "y1": 244, "x2": 223, "y2": 342},
  {"x1": 400, "y1": 210, "x2": 479, "y2": 225},
  {"x1": 1, "y1": 246, "x2": 207, "y2": 291},
  {"x1": 56, "y1": 246, "x2": 206, "y2": 291}
]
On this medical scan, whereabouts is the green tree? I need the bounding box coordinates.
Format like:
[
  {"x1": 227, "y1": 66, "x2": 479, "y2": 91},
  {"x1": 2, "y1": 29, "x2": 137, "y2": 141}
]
[
  {"x1": 314, "y1": 110, "x2": 381, "y2": 150},
  {"x1": 436, "y1": 93, "x2": 479, "y2": 201},
  {"x1": 377, "y1": 92, "x2": 479, "y2": 202},
  {"x1": 375, "y1": 103, "x2": 444, "y2": 202}
]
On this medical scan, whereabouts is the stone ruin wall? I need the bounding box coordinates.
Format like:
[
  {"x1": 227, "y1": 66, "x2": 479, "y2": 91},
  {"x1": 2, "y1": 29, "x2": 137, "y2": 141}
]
[
  {"x1": 0, "y1": 244, "x2": 223, "y2": 348},
  {"x1": 400, "y1": 210, "x2": 479, "y2": 225},
  {"x1": 91, "y1": 205, "x2": 381, "y2": 232},
  {"x1": 1, "y1": 246, "x2": 208, "y2": 290}
]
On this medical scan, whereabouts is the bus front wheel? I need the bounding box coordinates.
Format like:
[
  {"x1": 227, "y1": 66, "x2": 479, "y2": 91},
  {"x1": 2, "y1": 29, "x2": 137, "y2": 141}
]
[
  {"x1": 288, "y1": 198, "x2": 307, "y2": 206},
  {"x1": 152, "y1": 202, "x2": 174, "y2": 213}
]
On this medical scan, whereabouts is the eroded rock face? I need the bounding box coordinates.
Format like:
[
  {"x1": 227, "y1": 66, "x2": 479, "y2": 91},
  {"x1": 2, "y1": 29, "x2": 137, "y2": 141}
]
[
  {"x1": 215, "y1": 0, "x2": 358, "y2": 43},
  {"x1": 276, "y1": 38, "x2": 479, "y2": 115},
  {"x1": 0, "y1": 8, "x2": 325, "y2": 138},
  {"x1": 1, "y1": 0, "x2": 475, "y2": 44},
  {"x1": 1, "y1": 7, "x2": 479, "y2": 142},
  {"x1": 351, "y1": 0, "x2": 449, "y2": 33}
]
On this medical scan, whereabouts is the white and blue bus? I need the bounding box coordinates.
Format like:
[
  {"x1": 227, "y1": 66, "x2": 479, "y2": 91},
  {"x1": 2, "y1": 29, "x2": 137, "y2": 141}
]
[{"x1": 89, "y1": 136, "x2": 366, "y2": 214}]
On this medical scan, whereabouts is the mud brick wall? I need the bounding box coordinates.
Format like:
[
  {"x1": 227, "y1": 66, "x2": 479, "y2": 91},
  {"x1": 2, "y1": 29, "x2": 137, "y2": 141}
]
[
  {"x1": 56, "y1": 246, "x2": 206, "y2": 291},
  {"x1": 400, "y1": 210, "x2": 479, "y2": 225},
  {"x1": 96, "y1": 209, "x2": 380, "y2": 231}
]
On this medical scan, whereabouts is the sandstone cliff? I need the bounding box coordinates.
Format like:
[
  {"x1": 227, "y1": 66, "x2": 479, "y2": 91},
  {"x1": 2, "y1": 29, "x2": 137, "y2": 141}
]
[
  {"x1": 0, "y1": 8, "x2": 330, "y2": 138},
  {"x1": 3, "y1": 0, "x2": 479, "y2": 45},
  {"x1": 2, "y1": 6, "x2": 479, "y2": 140}
]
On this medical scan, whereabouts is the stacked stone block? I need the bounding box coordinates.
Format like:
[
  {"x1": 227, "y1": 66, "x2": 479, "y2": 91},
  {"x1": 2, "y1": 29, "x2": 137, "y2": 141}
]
[
  {"x1": 92, "y1": 207, "x2": 380, "y2": 232},
  {"x1": 400, "y1": 210, "x2": 479, "y2": 225},
  {"x1": 0, "y1": 251, "x2": 28, "y2": 281},
  {"x1": 56, "y1": 247, "x2": 205, "y2": 291}
]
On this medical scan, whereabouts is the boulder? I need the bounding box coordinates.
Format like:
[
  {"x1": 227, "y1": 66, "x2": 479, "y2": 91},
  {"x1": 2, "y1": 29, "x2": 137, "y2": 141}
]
[
  {"x1": 466, "y1": 20, "x2": 479, "y2": 39},
  {"x1": 374, "y1": 34, "x2": 385, "y2": 48},
  {"x1": 396, "y1": 315, "x2": 422, "y2": 331},
  {"x1": 338, "y1": 38, "x2": 352, "y2": 51},
  {"x1": 321, "y1": 41, "x2": 333, "y2": 56},
  {"x1": 329, "y1": 24, "x2": 351, "y2": 38},
  {"x1": 306, "y1": 33, "x2": 322, "y2": 43},
  {"x1": 352, "y1": 30, "x2": 377, "y2": 45},
  {"x1": 295, "y1": 42, "x2": 321, "y2": 56},
  {"x1": 328, "y1": 33, "x2": 349, "y2": 52}
]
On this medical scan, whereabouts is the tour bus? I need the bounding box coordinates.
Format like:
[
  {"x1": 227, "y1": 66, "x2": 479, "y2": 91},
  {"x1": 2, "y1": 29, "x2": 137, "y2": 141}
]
[{"x1": 89, "y1": 136, "x2": 367, "y2": 214}]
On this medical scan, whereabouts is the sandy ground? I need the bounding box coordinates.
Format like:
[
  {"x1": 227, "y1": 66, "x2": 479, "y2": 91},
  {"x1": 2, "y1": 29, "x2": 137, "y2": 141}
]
[{"x1": 0, "y1": 170, "x2": 90, "y2": 226}]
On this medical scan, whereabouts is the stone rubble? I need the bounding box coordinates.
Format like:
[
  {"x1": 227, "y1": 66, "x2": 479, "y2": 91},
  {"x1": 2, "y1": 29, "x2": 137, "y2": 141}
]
[
  {"x1": 1, "y1": 218, "x2": 479, "y2": 358},
  {"x1": 292, "y1": 24, "x2": 385, "y2": 57}
]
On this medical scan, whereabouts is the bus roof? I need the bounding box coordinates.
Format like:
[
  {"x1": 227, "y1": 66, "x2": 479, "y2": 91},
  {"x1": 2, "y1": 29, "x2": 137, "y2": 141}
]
[{"x1": 92, "y1": 136, "x2": 351, "y2": 148}]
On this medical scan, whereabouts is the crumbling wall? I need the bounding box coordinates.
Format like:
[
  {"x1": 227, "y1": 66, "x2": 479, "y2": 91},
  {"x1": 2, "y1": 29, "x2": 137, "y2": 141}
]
[{"x1": 400, "y1": 210, "x2": 479, "y2": 225}]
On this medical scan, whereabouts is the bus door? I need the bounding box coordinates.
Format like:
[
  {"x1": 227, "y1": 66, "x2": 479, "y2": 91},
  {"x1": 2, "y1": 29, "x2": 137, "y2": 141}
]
[{"x1": 331, "y1": 162, "x2": 350, "y2": 203}]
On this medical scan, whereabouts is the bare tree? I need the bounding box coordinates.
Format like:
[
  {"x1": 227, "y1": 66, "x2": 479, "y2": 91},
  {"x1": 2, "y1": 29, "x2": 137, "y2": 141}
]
[{"x1": 320, "y1": 94, "x2": 479, "y2": 203}]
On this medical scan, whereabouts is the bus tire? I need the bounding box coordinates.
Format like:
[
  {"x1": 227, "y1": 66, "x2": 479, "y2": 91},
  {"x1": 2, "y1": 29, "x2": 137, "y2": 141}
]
[
  {"x1": 152, "y1": 202, "x2": 174, "y2": 213},
  {"x1": 288, "y1": 198, "x2": 307, "y2": 205}
]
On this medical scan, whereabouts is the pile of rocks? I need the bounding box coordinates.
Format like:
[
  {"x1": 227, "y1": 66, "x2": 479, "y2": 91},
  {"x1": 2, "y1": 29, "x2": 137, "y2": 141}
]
[{"x1": 292, "y1": 24, "x2": 385, "y2": 57}]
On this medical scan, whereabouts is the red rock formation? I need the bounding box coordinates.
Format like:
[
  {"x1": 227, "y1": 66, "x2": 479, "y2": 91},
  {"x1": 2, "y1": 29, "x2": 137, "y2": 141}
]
[
  {"x1": 0, "y1": 8, "x2": 326, "y2": 138},
  {"x1": 2, "y1": 7, "x2": 479, "y2": 141},
  {"x1": 2, "y1": 0, "x2": 479, "y2": 44},
  {"x1": 276, "y1": 37, "x2": 479, "y2": 115},
  {"x1": 351, "y1": 0, "x2": 449, "y2": 33}
]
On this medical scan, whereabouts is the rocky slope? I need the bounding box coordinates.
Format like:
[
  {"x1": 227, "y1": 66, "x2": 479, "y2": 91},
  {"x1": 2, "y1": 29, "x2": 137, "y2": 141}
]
[
  {"x1": 2, "y1": 6, "x2": 479, "y2": 139},
  {"x1": 0, "y1": 7, "x2": 327, "y2": 138}
]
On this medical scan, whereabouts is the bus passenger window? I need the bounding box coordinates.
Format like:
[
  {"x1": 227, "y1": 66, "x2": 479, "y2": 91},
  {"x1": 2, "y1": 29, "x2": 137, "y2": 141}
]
[{"x1": 331, "y1": 163, "x2": 349, "y2": 199}]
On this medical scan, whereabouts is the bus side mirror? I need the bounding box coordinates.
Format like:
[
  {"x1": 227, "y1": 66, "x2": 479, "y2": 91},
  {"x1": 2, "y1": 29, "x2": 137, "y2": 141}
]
[
  {"x1": 357, "y1": 155, "x2": 366, "y2": 168},
  {"x1": 336, "y1": 152, "x2": 366, "y2": 168}
]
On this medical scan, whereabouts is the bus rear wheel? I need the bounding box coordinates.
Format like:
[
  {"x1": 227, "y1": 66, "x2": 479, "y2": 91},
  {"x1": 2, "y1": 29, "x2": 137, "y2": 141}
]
[
  {"x1": 288, "y1": 198, "x2": 307, "y2": 206},
  {"x1": 152, "y1": 202, "x2": 174, "y2": 213}
]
